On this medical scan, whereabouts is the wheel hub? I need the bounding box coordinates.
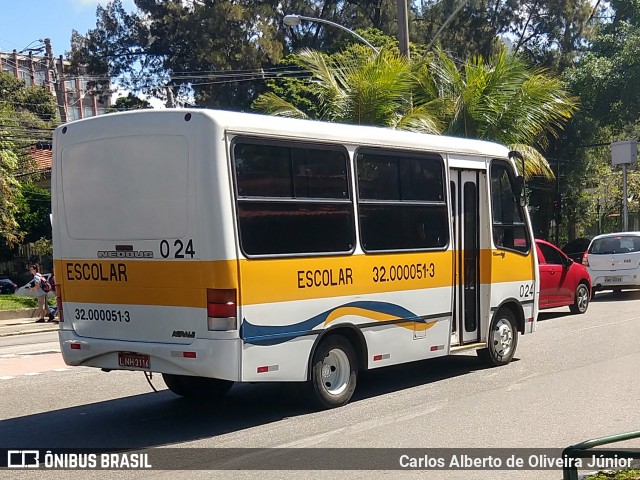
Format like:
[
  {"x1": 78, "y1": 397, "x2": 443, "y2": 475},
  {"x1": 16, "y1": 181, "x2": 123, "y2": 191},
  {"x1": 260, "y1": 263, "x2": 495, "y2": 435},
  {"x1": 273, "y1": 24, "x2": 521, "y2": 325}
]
[
  {"x1": 493, "y1": 319, "x2": 513, "y2": 357},
  {"x1": 321, "y1": 348, "x2": 350, "y2": 396}
]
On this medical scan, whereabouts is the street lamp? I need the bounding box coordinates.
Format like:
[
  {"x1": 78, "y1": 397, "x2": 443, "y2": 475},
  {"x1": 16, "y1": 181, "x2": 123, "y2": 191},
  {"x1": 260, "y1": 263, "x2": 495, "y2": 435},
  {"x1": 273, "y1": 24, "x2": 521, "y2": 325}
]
[{"x1": 283, "y1": 14, "x2": 380, "y2": 55}]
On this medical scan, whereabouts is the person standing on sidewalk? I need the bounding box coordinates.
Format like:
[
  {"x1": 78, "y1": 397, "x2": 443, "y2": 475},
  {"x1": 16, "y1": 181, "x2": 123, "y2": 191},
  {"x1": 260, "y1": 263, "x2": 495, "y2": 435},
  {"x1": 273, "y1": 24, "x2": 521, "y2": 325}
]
[{"x1": 28, "y1": 264, "x2": 47, "y2": 323}]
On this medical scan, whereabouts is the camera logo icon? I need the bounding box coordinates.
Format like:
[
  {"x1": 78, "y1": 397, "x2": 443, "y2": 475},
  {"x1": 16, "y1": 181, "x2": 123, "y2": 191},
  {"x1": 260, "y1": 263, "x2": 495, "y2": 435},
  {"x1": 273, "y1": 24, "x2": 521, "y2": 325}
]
[{"x1": 7, "y1": 450, "x2": 40, "y2": 468}]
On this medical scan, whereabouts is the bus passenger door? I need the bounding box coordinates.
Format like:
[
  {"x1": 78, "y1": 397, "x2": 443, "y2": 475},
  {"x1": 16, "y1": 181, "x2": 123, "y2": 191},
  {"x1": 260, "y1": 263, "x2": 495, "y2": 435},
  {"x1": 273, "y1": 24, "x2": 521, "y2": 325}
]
[{"x1": 451, "y1": 169, "x2": 481, "y2": 345}]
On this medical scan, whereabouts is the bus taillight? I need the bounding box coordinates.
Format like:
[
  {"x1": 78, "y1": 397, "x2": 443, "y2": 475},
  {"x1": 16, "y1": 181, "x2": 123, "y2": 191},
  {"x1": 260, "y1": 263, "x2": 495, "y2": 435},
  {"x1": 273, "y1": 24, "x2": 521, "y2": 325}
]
[{"x1": 206, "y1": 288, "x2": 237, "y2": 331}]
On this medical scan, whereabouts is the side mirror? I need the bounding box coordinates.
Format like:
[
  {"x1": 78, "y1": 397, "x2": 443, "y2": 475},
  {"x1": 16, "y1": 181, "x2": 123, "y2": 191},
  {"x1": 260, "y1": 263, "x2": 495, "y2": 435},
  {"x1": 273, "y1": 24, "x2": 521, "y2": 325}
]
[{"x1": 509, "y1": 150, "x2": 527, "y2": 206}]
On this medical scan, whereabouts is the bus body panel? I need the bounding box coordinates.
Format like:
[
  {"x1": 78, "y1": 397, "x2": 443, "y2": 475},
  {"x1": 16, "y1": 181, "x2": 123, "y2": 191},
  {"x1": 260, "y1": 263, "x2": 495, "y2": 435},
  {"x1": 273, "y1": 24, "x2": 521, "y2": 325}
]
[{"x1": 239, "y1": 285, "x2": 454, "y2": 381}]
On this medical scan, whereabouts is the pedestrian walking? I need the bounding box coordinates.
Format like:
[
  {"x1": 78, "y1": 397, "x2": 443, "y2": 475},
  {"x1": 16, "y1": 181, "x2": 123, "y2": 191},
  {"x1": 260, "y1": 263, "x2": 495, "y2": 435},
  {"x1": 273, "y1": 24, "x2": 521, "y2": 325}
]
[{"x1": 28, "y1": 264, "x2": 48, "y2": 323}]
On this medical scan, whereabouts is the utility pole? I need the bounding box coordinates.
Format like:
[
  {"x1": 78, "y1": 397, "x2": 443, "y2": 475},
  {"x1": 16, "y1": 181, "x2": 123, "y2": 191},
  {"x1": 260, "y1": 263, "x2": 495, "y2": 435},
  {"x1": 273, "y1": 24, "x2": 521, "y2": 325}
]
[
  {"x1": 44, "y1": 38, "x2": 67, "y2": 123},
  {"x1": 165, "y1": 86, "x2": 175, "y2": 108},
  {"x1": 397, "y1": 0, "x2": 410, "y2": 57}
]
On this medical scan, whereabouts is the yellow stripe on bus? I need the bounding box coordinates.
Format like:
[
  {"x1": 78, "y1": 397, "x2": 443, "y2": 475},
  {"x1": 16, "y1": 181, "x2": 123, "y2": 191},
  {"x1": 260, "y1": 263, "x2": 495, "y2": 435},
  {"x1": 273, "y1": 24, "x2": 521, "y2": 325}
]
[{"x1": 54, "y1": 248, "x2": 534, "y2": 308}]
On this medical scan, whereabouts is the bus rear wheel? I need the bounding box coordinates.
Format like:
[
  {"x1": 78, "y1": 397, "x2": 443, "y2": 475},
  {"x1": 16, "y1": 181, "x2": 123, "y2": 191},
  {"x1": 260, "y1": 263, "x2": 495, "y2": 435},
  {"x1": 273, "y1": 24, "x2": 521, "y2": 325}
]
[
  {"x1": 307, "y1": 335, "x2": 358, "y2": 409},
  {"x1": 162, "y1": 374, "x2": 233, "y2": 400},
  {"x1": 477, "y1": 309, "x2": 518, "y2": 366}
]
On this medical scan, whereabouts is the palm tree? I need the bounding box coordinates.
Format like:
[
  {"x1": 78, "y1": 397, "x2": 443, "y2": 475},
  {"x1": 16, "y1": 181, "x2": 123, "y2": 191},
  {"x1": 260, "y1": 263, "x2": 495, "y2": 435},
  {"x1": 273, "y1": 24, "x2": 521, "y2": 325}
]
[
  {"x1": 253, "y1": 48, "x2": 443, "y2": 134},
  {"x1": 254, "y1": 46, "x2": 577, "y2": 180},
  {"x1": 415, "y1": 48, "x2": 578, "y2": 179}
]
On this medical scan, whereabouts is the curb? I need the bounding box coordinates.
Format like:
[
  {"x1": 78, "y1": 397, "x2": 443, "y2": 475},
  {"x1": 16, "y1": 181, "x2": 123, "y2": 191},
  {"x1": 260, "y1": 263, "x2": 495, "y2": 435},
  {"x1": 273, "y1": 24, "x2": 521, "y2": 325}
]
[
  {"x1": 0, "y1": 309, "x2": 35, "y2": 321},
  {"x1": 0, "y1": 326, "x2": 59, "y2": 337}
]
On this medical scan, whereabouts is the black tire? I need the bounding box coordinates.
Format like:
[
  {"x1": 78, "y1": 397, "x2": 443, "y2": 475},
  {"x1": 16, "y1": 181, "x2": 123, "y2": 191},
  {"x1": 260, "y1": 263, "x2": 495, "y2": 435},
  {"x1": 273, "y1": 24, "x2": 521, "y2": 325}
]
[
  {"x1": 477, "y1": 309, "x2": 518, "y2": 366},
  {"x1": 162, "y1": 374, "x2": 233, "y2": 399},
  {"x1": 569, "y1": 282, "x2": 590, "y2": 314},
  {"x1": 307, "y1": 335, "x2": 358, "y2": 409}
]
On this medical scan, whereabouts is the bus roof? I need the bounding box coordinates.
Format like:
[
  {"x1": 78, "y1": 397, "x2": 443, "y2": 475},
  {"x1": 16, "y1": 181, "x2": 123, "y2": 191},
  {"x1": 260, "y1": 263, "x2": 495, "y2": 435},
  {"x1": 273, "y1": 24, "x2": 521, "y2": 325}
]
[{"x1": 59, "y1": 108, "x2": 511, "y2": 159}]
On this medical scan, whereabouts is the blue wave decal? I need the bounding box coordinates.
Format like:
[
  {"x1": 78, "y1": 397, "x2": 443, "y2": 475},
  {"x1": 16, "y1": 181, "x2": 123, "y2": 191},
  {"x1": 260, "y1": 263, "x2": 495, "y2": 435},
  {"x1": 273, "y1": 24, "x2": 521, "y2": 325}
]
[{"x1": 240, "y1": 301, "x2": 420, "y2": 346}]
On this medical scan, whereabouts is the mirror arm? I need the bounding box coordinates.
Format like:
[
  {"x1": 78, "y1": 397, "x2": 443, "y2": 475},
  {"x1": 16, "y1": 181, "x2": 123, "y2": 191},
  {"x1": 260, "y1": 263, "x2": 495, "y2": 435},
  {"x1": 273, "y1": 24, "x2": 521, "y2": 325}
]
[{"x1": 509, "y1": 150, "x2": 526, "y2": 206}]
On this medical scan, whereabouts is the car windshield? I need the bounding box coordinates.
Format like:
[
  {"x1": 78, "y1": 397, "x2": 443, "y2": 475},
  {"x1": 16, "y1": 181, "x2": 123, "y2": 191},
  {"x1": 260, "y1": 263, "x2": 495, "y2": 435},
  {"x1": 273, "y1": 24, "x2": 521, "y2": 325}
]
[{"x1": 589, "y1": 235, "x2": 640, "y2": 254}]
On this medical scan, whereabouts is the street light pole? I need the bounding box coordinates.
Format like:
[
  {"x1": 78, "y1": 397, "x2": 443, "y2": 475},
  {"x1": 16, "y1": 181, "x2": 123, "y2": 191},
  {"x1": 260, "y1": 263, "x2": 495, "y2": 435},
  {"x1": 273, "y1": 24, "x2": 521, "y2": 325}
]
[{"x1": 283, "y1": 14, "x2": 380, "y2": 55}]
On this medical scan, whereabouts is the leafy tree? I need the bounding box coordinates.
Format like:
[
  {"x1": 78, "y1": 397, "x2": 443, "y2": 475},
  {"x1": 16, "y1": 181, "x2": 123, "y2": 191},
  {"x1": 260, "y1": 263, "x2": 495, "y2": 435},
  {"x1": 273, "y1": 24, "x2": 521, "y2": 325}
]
[
  {"x1": 564, "y1": 0, "x2": 640, "y2": 130},
  {"x1": 109, "y1": 93, "x2": 152, "y2": 112},
  {"x1": 71, "y1": 0, "x2": 289, "y2": 110},
  {"x1": 14, "y1": 184, "x2": 51, "y2": 243},
  {"x1": 0, "y1": 73, "x2": 57, "y2": 244},
  {"x1": 543, "y1": 0, "x2": 640, "y2": 240},
  {"x1": 0, "y1": 130, "x2": 21, "y2": 245},
  {"x1": 415, "y1": 0, "x2": 595, "y2": 72}
]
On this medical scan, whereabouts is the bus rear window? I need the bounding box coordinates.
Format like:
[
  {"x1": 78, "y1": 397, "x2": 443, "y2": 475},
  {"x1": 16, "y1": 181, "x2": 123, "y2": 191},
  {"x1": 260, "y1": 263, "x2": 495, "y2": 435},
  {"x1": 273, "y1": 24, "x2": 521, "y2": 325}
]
[{"x1": 61, "y1": 135, "x2": 189, "y2": 240}]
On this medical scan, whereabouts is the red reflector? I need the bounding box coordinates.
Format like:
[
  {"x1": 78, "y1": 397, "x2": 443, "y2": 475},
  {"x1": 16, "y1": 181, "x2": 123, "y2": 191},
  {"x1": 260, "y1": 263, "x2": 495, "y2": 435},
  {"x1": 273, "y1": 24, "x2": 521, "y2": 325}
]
[
  {"x1": 70, "y1": 343, "x2": 81, "y2": 350},
  {"x1": 207, "y1": 289, "x2": 237, "y2": 318},
  {"x1": 183, "y1": 352, "x2": 196, "y2": 358},
  {"x1": 257, "y1": 366, "x2": 269, "y2": 373},
  {"x1": 527, "y1": 317, "x2": 534, "y2": 323},
  {"x1": 207, "y1": 303, "x2": 236, "y2": 318},
  {"x1": 373, "y1": 354, "x2": 383, "y2": 361},
  {"x1": 430, "y1": 346, "x2": 438, "y2": 351}
]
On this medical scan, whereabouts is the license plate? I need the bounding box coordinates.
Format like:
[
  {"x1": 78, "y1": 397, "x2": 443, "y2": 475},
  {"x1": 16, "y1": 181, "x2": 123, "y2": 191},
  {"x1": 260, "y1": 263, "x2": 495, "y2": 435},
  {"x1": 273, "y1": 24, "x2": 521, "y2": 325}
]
[
  {"x1": 118, "y1": 352, "x2": 150, "y2": 369},
  {"x1": 604, "y1": 276, "x2": 623, "y2": 283}
]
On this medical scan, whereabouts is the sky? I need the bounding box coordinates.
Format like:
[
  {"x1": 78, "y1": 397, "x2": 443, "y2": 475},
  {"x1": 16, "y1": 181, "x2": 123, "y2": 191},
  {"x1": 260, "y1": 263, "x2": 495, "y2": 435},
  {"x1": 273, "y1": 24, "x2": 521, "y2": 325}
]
[
  {"x1": 0, "y1": 0, "x2": 162, "y2": 105},
  {"x1": 0, "y1": 0, "x2": 135, "y2": 57}
]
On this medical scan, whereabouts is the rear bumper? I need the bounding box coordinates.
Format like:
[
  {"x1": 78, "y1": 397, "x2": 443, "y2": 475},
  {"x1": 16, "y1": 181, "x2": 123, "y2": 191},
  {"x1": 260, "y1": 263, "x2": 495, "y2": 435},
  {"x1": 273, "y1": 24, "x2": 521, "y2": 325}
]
[
  {"x1": 590, "y1": 272, "x2": 640, "y2": 291},
  {"x1": 592, "y1": 283, "x2": 640, "y2": 292},
  {"x1": 58, "y1": 328, "x2": 241, "y2": 381}
]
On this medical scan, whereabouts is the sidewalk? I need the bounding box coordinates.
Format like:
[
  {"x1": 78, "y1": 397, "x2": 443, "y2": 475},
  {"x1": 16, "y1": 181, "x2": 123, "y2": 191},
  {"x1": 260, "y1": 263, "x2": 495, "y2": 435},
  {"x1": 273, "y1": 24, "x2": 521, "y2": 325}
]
[{"x1": 0, "y1": 309, "x2": 59, "y2": 337}]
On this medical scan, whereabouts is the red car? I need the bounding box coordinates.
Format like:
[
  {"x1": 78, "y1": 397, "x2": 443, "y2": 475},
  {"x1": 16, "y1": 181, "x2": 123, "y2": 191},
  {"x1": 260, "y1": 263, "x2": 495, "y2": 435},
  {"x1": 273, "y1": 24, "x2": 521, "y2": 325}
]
[{"x1": 535, "y1": 239, "x2": 591, "y2": 314}]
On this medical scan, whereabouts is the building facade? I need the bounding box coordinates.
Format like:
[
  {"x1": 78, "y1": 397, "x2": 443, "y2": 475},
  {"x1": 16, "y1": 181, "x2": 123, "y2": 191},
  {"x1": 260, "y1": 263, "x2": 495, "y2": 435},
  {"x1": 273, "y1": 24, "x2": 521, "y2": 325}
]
[{"x1": 0, "y1": 49, "x2": 110, "y2": 122}]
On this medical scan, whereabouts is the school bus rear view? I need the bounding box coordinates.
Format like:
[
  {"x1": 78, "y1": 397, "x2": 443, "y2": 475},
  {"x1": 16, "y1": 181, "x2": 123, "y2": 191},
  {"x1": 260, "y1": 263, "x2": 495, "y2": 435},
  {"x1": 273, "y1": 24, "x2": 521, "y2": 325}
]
[{"x1": 53, "y1": 109, "x2": 538, "y2": 408}]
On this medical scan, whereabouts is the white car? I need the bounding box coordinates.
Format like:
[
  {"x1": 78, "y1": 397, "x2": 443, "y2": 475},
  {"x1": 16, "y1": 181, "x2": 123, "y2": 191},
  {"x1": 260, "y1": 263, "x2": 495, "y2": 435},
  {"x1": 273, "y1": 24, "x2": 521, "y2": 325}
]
[{"x1": 584, "y1": 232, "x2": 640, "y2": 294}]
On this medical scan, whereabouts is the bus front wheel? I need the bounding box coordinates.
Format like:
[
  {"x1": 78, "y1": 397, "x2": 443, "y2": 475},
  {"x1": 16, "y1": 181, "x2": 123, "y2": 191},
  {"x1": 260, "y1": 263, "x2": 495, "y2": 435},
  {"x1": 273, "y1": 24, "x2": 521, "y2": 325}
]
[
  {"x1": 477, "y1": 309, "x2": 518, "y2": 366},
  {"x1": 162, "y1": 374, "x2": 233, "y2": 400},
  {"x1": 307, "y1": 335, "x2": 358, "y2": 409}
]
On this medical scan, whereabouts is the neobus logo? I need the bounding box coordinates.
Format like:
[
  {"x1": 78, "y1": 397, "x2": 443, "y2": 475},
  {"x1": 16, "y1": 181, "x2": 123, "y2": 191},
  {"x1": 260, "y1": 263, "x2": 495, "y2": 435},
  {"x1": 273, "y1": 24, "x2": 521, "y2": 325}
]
[{"x1": 97, "y1": 251, "x2": 154, "y2": 259}]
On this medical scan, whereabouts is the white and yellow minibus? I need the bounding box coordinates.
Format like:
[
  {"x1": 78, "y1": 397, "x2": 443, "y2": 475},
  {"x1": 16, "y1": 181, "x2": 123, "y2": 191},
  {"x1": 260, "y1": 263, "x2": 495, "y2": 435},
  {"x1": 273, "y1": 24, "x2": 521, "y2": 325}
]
[{"x1": 52, "y1": 109, "x2": 538, "y2": 408}]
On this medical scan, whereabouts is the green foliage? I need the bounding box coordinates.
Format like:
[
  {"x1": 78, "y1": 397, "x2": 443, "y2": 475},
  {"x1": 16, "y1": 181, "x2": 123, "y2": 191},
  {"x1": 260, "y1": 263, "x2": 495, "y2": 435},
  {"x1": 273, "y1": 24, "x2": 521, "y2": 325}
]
[
  {"x1": 14, "y1": 184, "x2": 51, "y2": 243},
  {"x1": 253, "y1": 48, "x2": 441, "y2": 133},
  {"x1": 544, "y1": 0, "x2": 640, "y2": 240},
  {"x1": 418, "y1": 48, "x2": 578, "y2": 148},
  {"x1": 415, "y1": 0, "x2": 594, "y2": 72},
  {"x1": 256, "y1": 42, "x2": 576, "y2": 179},
  {"x1": 0, "y1": 294, "x2": 56, "y2": 310},
  {"x1": 0, "y1": 295, "x2": 41, "y2": 310},
  {"x1": 0, "y1": 127, "x2": 21, "y2": 245},
  {"x1": 72, "y1": 0, "x2": 288, "y2": 110},
  {"x1": 109, "y1": 93, "x2": 152, "y2": 112},
  {"x1": 31, "y1": 237, "x2": 52, "y2": 257},
  {"x1": 0, "y1": 73, "x2": 57, "y2": 245},
  {"x1": 584, "y1": 469, "x2": 640, "y2": 479}
]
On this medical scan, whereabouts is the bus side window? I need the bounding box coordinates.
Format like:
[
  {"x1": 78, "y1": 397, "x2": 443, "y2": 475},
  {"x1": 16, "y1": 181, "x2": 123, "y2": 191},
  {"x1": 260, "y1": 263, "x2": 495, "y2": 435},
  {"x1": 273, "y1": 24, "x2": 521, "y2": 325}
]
[{"x1": 490, "y1": 162, "x2": 529, "y2": 253}]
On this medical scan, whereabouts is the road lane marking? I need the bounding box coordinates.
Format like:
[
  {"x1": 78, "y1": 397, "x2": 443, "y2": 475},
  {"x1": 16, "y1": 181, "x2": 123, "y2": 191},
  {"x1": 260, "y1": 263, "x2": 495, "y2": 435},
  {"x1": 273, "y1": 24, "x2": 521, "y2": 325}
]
[{"x1": 573, "y1": 316, "x2": 640, "y2": 332}]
